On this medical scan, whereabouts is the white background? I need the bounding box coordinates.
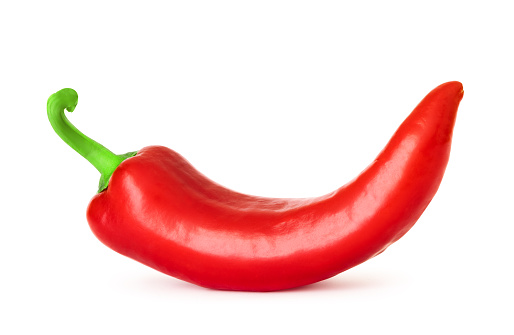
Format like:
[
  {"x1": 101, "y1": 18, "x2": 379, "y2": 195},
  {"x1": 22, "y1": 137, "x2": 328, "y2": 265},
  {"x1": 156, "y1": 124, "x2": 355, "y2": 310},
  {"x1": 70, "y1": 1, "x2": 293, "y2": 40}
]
[{"x1": 1, "y1": 1, "x2": 513, "y2": 334}]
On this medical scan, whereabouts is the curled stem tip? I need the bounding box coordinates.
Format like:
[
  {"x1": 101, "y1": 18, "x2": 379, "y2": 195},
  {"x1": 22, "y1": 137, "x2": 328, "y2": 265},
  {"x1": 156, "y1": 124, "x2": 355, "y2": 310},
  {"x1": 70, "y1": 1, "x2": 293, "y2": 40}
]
[{"x1": 47, "y1": 88, "x2": 136, "y2": 192}]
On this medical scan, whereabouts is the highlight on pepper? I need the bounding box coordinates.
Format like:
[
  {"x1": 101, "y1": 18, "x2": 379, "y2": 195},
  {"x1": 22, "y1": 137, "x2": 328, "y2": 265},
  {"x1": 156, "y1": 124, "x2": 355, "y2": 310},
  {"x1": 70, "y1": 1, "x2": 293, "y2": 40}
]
[{"x1": 48, "y1": 82, "x2": 464, "y2": 291}]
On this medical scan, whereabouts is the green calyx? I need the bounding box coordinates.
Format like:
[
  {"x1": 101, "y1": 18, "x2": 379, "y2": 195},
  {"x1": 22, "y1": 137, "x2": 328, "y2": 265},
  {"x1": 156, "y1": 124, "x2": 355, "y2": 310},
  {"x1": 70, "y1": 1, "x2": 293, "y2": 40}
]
[{"x1": 47, "y1": 88, "x2": 137, "y2": 192}]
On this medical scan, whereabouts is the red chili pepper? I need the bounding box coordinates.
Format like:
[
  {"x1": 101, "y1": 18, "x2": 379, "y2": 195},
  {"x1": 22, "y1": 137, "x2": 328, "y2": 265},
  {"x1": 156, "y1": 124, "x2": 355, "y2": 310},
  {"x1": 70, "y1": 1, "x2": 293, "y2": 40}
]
[{"x1": 48, "y1": 82, "x2": 463, "y2": 291}]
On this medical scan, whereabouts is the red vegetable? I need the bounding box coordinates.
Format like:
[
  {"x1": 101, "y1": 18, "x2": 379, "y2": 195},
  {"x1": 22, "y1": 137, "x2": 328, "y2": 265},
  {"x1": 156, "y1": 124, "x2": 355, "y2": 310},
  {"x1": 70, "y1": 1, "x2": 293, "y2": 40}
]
[{"x1": 48, "y1": 81, "x2": 463, "y2": 291}]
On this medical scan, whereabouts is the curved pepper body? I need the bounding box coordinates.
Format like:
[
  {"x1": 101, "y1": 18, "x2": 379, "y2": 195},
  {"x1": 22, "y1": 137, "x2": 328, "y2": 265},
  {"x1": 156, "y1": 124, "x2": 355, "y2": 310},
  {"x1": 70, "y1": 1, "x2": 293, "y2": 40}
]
[{"x1": 85, "y1": 81, "x2": 463, "y2": 291}]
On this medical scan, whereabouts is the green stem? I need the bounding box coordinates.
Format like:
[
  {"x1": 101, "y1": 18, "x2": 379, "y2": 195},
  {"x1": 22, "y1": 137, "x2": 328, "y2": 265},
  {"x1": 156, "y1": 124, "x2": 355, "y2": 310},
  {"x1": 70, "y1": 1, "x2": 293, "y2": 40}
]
[{"x1": 47, "y1": 88, "x2": 137, "y2": 192}]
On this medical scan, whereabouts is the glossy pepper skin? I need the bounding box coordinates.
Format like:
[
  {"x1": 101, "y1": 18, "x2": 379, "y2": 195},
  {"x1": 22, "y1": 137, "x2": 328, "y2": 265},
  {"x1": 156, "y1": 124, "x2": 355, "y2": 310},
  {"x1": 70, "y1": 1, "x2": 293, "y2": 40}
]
[{"x1": 48, "y1": 81, "x2": 463, "y2": 292}]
